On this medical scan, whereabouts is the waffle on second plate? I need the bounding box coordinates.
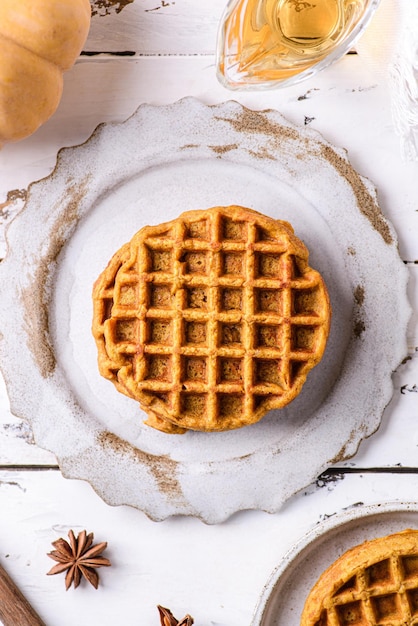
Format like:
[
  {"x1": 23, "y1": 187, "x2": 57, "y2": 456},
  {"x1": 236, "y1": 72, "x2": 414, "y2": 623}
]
[
  {"x1": 92, "y1": 205, "x2": 331, "y2": 433},
  {"x1": 301, "y1": 529, "x2": 418, "y2": 626}
]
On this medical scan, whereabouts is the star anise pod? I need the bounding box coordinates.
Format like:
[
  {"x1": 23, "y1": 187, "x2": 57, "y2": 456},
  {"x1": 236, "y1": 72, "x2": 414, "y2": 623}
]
[
  {"x1": 47, "y1": 529, "x2": 111, "y2": 590},
  {"x1": 157, "y1": 605, "x2": 194, "y2": 626}
]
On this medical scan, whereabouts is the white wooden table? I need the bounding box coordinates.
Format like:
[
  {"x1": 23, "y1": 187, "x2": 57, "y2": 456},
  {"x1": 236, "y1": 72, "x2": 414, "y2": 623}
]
[{"x1": 0, "y1": 1, "x2": 417, "y2": 624}]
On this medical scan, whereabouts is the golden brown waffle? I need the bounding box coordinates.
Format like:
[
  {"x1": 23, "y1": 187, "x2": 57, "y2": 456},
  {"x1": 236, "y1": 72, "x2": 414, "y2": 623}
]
[
  {"x1": 92, "y1": 205, "x2": 331, "y2": 433},
  {"x1": 301, "y1": 529, "x2": 418, "y2": 626}
]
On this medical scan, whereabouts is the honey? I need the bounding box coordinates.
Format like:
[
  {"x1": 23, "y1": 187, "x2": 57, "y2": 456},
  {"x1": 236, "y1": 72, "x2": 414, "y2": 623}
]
[{"x1": 217, "y1": 0, "x2": 378, "y2": 89}]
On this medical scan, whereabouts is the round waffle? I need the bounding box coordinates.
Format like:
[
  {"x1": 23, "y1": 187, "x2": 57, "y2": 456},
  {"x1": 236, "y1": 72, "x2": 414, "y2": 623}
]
[
  {"x1": 301, "y1": 529, "x2": 418, "y2": 626},
  {"x1": 92, "y1": 205, "x2": 331, "y2": 433}
]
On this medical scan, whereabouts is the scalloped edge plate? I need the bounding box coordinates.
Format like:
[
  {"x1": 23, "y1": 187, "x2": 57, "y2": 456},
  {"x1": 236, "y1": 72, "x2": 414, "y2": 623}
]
[{"x1": 0, "y1": 98, "x2": 410, "y2": 523}]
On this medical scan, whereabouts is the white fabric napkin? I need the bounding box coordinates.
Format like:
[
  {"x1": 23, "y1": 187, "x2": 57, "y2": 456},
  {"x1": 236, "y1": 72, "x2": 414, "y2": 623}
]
[{"x1": 356, "y1": 0, "x2": 418, "y2": 160}]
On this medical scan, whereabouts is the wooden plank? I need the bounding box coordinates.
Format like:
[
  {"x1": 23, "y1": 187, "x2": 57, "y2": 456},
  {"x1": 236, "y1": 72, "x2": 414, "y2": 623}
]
[
  {"x1": 83, "y1": 0, "x2": 388, "y2": 56},
  {"x1": 86, "y1": 0, "x2": 225, "y2": 54},
  {"x1": 0, "y1": 468, "x2": 417, "y2": 625}
]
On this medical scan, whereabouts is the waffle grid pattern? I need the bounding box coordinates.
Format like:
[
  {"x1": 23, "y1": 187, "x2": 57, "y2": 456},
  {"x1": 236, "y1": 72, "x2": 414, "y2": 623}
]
[
  {"x1": 93, "y1": 207, "x2": 330, "y2": 431},
  {"x1": 323, "y1": 554, "x2": 418, "y2": 626}
]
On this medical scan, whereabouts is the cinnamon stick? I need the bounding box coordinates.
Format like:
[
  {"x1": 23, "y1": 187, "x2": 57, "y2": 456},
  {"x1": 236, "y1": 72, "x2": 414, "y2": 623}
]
[{"x1": 0, "y1": 562, "x2": 46, "y2": 626}]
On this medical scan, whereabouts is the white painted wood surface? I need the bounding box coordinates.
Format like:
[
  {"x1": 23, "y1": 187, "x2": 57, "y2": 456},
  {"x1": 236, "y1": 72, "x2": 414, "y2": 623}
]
[
  {"x1": 86, "y1": 0, "x2": 226, "y2": 54},
  {"x1": 0, "y1": 0, "x2": 417, "y2": 624}
]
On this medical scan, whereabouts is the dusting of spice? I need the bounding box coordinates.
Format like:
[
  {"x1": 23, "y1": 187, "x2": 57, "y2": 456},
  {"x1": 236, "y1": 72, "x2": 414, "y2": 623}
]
[
  {"x1": 320, "y1": 145, "x2": 393, "y2": 245},
  {"x1": 354, "y1": 285, "x2": 365, "y2": 306},
  {"x1": 248, "y1": 146, "x2": 276, "y2": 161},
  {"x1": 21, "y1": 179, "x2": 89, "y2": 378},
  {"x1": 353, "y1": 317, "x2": 366, "y2": 338},
  {"x1": 209, "y1": 143, "x2": 238, "y2": 155},
  {"x1": 215, "y1": 106, "x2": 299, "y2": 143},
  {"x1": 97, "y1": 431, "x2": 184, "y2": 501}
]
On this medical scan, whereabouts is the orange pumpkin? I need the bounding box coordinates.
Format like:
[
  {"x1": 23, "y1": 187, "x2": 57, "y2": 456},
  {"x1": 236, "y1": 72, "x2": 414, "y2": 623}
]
[{"x1": 0, "y1": 0, "x2": 91, "y2": 145}]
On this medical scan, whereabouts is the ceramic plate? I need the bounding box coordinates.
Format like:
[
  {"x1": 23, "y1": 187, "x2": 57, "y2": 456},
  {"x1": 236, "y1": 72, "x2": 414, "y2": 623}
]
[
  {"x1": 0, "y1": 99, "x2": 410, "y2": 523},
  {"x1": 252, "y1": 502, "x2": 418, "y2": 625}
]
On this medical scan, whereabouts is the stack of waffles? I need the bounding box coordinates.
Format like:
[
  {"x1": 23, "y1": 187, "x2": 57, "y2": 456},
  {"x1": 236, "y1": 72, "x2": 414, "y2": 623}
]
[{"x1": 92, "y1": 205, "x2": 331, "y2": 433}]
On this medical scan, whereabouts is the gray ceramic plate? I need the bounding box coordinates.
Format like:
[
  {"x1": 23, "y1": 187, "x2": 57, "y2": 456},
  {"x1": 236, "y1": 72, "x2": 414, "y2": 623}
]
[
  {"x1": 0, "y1": 99, "x2": 410, "y2": 523},
  {"x1": 251, "y1": 502, "x2": 418, "y2": 625}
]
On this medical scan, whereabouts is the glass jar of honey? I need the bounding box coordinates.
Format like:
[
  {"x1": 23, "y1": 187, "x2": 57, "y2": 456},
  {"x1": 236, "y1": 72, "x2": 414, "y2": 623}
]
[{"x1": 217, "y1": 0, "x2": 381, "y2": 90}]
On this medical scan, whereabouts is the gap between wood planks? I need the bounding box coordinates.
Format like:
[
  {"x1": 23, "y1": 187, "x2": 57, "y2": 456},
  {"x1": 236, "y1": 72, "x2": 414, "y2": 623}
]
[
  {"x1": 79, "y1": 50, "x2": 360, "y2": 58},
  {"x1": 79, "y1": 50, "x2": 213, "y2": 57},
  {"x1": 1, "y1": 465, "x2": 418, "y2": 473}
]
